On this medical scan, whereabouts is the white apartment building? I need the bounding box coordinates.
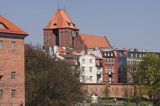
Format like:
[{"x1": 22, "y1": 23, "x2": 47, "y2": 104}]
[{"x1": 79, "y1": 54, "x2": 102, "y2": 83}]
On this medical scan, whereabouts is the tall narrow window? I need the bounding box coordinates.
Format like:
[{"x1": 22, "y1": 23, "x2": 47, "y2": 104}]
[
  {"x1": 89, "y1": 59, "x2": 93, "y2": 63},
  {"x1": 11, "y1": 41, "x2": 16, "y2": 50},
  {"x1": 0, "y1": 89, "x2": 3, "y2": 98},
  {"x1": 82, "y1": 76, "x2": 85, "y2": 82},
  {"x1": 11, "y1": 89, "x2": 16, "y2": 97},
  {"x1": 89, "y1": 76, "x2": 93, "y2": 81},
  {"x1": 11, "y1": 72, "x2": 16, "y2": 79},
  {"x1": 82, "y1": 67, "x2": 85, "y2": 73},
  {"x1": 89, "y1": 67, "x2": 93, "y2": 72},
  {"x1": 0, "y1": 41, "x2": 3, "y2": 49},
  {"x1": 82, "y1": 59, "x2": 85, "y2": 63}
]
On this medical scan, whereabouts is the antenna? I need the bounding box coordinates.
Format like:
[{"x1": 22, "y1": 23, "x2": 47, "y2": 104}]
[
  {"x1": 58, "y1": 1, "x2": 60, "y2": 9},
  {"x1": 57, "y1": 0, "x2": 62, "y2": 9},
  {"x1": 63, "y1": 2, "x2": 66, "y2": 10}
]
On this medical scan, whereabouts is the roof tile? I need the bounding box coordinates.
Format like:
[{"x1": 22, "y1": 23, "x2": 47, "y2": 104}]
[
  {"x1": 79, "y1": 33, "x2": 111, "y2": 49},
  {"x1": 44, "y1": 9, "x2": 79, "y2": 30},
  {"x1": 0, "y1": 15, "x2": 27, "y2": 35}
]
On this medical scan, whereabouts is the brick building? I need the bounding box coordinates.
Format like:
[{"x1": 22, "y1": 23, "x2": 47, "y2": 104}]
[
  {"x1": 101, "y1": 49, "x2": 118, "y2": 83},
  {"x1": 0, "y1": 16, "x2": 28, "y2": 106},
  {"x1": 43, "y1": 9, "x2": 111, "y2": 51},
  {"x1": 82, "y1": 83, "x2": 134, "y2": 98},
  {"x1": 43, "y1": 9, "x2": 79, "y2": 50}
]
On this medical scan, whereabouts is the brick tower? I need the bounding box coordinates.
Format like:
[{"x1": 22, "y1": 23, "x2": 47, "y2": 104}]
[
  {"x1": 0, "y1": 15, "x2": 28, "y2": 106},
  {"x1": 43, "y1": 9, "x2": 79, "y2": 51}
]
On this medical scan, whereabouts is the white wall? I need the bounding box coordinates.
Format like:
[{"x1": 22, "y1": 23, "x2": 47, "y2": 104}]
[{"x1": 79, "y1": 55, "x2": 102, "y2": 83}]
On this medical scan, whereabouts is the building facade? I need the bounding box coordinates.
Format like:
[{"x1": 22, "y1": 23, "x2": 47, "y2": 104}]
[
  {"x1": 79, "y1": 54, "x2": 102, "y2": 83},
  {"x1": 116, "y1": 49, "x2": 127, "y2": 83},
  {"x1": 101, "y1": 50, "x2": 118, "y2": 83},
  {"x1": 0, "y1": 16, "x2": 28, "y2": 106},
  {"x1": 43, "y1": 9, "x2": 111, "y2": 51},
  {"x1": 43, "y1": 9, "x2": 79, "y2": 50}
]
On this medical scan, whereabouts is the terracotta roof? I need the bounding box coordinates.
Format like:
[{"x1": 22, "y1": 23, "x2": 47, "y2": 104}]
[
  {"x1": 79, "y1": 33, "x2": 111, "y2": 49},
  {"x1": 44, "y1": 9, "x2": 79, "y2": 30},
  {"x1": 58, "y1": 47, "x2": 68, "y2": 54},
  {"x1": 0, "y1": 15, "x2": 27, "y2": 35}
]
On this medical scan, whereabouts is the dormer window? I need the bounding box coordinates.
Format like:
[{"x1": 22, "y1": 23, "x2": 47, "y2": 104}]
[
  {"x1": 53, "y1": 23, "x2": 57, "y2": 26},
  {"x1": 73, "y1": 23, "x2": 75, "y2": 26},
  {"x1": 67, "y1": 22, "x2": 70, "y2": 26},
  {"x1": 111, "y1": 53, "x2": 113, "y2": 56},
  {"x1": 0, "y1": 22, "x2": 8, "y2": 29}
]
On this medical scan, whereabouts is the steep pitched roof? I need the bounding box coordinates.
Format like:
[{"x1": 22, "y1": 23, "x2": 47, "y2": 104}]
[
  {"x1": 44, "y1": 9, "x2": 79, "y2": 30},
  {"x1": 0, "y1": 15, "x2": 27, "y2": 35},
  {"x1": 79, "y1": 33, "x2": 111, "y2": 49}
]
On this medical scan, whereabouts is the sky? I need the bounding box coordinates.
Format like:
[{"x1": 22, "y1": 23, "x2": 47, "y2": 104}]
[{"x1": 0, "y1": 0, "x2": 160, "y2": 52}]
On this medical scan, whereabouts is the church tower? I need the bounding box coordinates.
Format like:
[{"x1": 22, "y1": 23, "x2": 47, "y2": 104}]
[{"x1": 43, "y1": 9, "x2": 79, "y2": 51}]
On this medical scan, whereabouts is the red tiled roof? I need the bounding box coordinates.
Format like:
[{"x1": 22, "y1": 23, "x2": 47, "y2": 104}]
[
  {"x1": 79, "y1": 33, "x2": 111, "y2": 49},
  {"x1": 58, "y1": 47, "x2": 68, "y2": 54},
  {"x1": 0, "y1": 15, "x2": 27, "y2": 35},
  {"x1": 44, "y1": 9, "x2": 79, "y2": 30}
]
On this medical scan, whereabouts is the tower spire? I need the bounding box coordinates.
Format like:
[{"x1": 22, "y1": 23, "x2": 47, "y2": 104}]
[{"x1": 58, "y1": 2, "x2": 60, "y2": 9}]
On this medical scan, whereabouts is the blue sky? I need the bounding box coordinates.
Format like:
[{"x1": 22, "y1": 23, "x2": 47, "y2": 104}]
[{"x1": 1, "y1": 0, "x2": 160, "y2": 52}]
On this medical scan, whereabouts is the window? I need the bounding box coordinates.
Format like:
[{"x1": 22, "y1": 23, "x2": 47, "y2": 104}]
[
  {"x1": 139, "y1": 54, "x2": 142, "y2": 57},
  {"x1": 0, "y1": 89, "x2": 3, "y2": 98},
  {"x1": 82, "y1": 76, "x2": 85, "y2": 82},
  {"x1": 89, "y1": 67, "x2": 93, "y2": 72},
  {"x1": 67, "y1": 22, "x2": 71, "y2": 26},
  {"x1": 108, "y1": 58, "x2": 110, "y2": 63},
  {"x1": 11, "y1": 72, "x2": 16, "y2": 79},
  {"x1": 108, "y1": 53, "x2": 110, "y2": 56},
  {"x1": 0, "y1": 41, "x2": 3, "y2": 49},
  {"x1": 11, "y1": 90, "x2": 16, "y2": 97},
  {"x1": 135, "y1": 54, "x2": 137, "y2": 57},
  {"x1": 111, "y1": 53, "x2": 113, "y2": 56},
  {"x1": 89, "y1": 59, "x2": 93, "y2": 63},
  {"x1": 89, "y1": 76, "x2": 93, "y2": 81},
  {"x1": 82, "y1": 67, "x2": 85, "y2": 72},
  {"x1": 112, "y1": 66, "x2": 114, "y2": 71},
  {"x1": 11, "y1": 41, "x2": 16, "y2": 50},
  {"x1": 82, "y1": 59, "x2": 85, "y2": 63},
  {"x1": 0, "y1": 22, "x2": 8, "y2": 29}
]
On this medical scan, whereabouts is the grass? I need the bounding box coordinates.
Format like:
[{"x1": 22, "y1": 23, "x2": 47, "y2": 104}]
[{"x1": 124, "y1": 102, "x2": 153, "y2": 106}]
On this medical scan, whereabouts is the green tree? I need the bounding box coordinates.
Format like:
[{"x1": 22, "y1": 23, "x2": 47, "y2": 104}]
[
  {"x1": 103, "y1": 86, "x2": 109, "y2": 99},
  {"x1": 133, "y1": 54, "x2": 160, "y2": 105},
  {"x1": 25, "y1": 45, "x2": 83, "y2": 106}
]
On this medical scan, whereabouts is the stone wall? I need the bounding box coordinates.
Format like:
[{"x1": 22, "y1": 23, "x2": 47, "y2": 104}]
[{"x1": 82, "y1": 83, "x2": 135, "y2": 98}]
